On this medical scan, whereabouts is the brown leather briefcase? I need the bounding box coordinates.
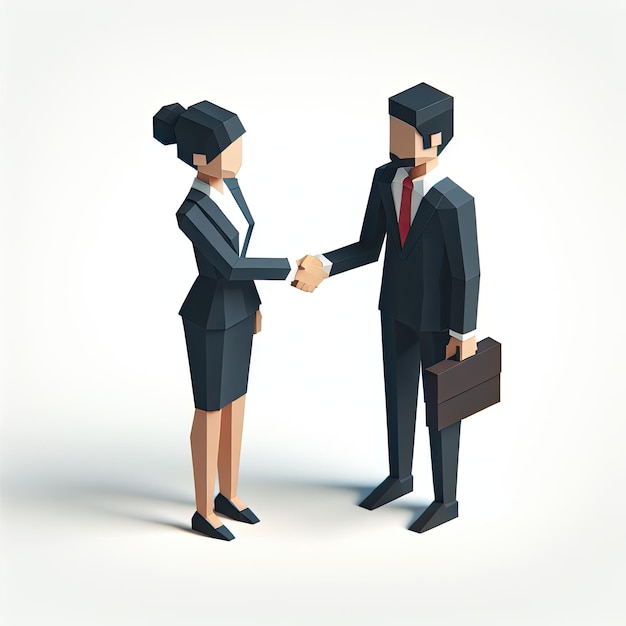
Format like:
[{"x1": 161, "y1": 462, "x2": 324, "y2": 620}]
[{"x1": 424, "y1": 337, "x2": 501, "y2": 431}]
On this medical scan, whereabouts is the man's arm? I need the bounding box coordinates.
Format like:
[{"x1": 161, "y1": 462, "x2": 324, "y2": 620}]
[
  {"x1": 435, "y1": 178, "x2": 480, "y2": 359},
  {"x1": 293, "y1": 167, "x2": 388, "y2": 291}
]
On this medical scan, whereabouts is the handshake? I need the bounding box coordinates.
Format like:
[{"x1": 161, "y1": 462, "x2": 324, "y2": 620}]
[{"x1": 291, "y1": 255, "x2": 329, "y2": 293}]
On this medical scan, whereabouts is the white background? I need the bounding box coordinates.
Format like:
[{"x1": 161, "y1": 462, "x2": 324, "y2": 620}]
[{"x1": 1, "y1": 1, "x2": 625, "y2": 624}]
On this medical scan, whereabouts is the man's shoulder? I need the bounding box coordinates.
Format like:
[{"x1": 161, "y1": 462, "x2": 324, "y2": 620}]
[
  {"x1": 428, "y1": 177, "x2": 475, "y2": 211},
  {"x1": 373, "y1": 162, "x2": 396, "y2": 180}
]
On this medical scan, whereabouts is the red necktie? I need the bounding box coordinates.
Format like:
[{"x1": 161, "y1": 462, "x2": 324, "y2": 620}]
[{"x1": 399, "y1": 175, "x2": 413, "y2": 247}]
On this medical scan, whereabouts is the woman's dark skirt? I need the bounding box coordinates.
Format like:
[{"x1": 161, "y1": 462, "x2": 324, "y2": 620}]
[{"x1": 182, "y1": 314, "x2": 255, "y2": 411}]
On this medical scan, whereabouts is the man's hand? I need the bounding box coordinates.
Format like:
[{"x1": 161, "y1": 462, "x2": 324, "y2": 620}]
[
  {"x1": 446, "y1": 336, "x2": 477, "y2": 361},
  {"x1": 291, "y1": 255, "x2": 328, "y2": 293},
  {"x1": 254, "y1": 310, "x2": 262, "y2": 334}
]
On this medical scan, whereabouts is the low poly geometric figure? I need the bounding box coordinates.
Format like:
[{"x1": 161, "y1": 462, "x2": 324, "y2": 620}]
[
  {"x1": 154, "y1": 100, "x2": 291, "y2": 540},
  {"x1": 292, "y1": 83, "x2": 495, "y2": 533}
]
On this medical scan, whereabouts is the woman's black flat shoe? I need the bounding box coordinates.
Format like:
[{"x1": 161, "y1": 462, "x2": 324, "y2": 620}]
[
  {"x1": 214, "y1": 493, "x2": 260, "y2": 524},
  {"x1": 191, "y1": 511, "x2": 235, "y2": 540}
]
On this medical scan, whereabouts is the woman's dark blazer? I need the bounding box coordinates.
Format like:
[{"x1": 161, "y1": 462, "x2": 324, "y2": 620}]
[
  {"x1": 176, "y1": 178, "x2": 290, "y2": 330},
  {"x1": 176, "y1": 178, "x2": 290, "y2": 411}
]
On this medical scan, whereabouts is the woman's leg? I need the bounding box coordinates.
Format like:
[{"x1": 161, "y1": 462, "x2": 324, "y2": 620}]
[
  {"x1": 215, "y1": 394, "x2": 259, "y2": 523},
  {"x1": 217, "y1": 394, "x2": 247, "y2": 510},
  {"x1": 190, "y1": 407, "x2": 223, "y2": 527}
]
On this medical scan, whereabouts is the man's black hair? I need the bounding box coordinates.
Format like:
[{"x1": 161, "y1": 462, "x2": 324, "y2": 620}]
[{"x1": 389, "y1": 83, "x2": 453, "y2": 154}]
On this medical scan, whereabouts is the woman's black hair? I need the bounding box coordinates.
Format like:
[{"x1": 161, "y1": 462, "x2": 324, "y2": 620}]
[{"x1": 153, "y1": 100, "x2": 245, "y2": 167}]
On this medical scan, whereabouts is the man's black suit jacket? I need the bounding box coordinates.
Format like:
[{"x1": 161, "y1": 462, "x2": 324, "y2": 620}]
[{"x1": 324, "y1": 164, "x2": 480, "y2": 334}]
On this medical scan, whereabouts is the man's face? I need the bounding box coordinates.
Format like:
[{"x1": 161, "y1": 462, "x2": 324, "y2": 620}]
[{"x1": 389, "y1": 116, "x2": 442, "y2": 166}]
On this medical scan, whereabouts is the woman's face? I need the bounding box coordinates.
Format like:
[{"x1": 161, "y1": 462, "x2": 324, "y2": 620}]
[
  {"x1": 220, "y1": 136, "x2": 243, "y2": 178},
  {"x1": 192, "y1": 136, "x2": 243, "y2": 179}
]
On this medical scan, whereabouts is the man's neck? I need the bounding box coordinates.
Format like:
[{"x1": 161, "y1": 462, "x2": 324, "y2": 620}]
[{"x1": 409, "y1": 157, "x2": 438, "y2": 180}]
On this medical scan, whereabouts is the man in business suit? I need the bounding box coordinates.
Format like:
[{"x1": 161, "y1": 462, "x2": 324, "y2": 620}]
[{"x1": 293, "y1": 83, "x2": 480, "y2": 532}]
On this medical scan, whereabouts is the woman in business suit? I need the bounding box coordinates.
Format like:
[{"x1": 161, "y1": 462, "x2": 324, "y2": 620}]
[{"x1": 154, "y1": 101, "x2": 291, "y2": 540}]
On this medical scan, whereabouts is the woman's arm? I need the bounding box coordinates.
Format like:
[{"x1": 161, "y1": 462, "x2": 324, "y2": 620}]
[{"x1": 177, "y1": 199, "x2": 291, "y2": 281}]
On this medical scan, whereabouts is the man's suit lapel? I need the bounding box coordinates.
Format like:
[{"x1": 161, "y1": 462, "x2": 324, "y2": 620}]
[
  {"x1": 378, "y1": 165, "x2": 437, "y2": 258},
  {"x1": 378, "y1": 167, "x2": 402, "y2": 252}
]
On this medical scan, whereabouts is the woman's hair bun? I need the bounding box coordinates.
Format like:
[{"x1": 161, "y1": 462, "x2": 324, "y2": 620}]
[{"x1": 153, "y1": 103, "x2": 186, "y2": 145}]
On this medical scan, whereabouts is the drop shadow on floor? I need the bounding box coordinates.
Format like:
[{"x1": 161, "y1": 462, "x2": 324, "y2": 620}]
[
  {"x1": 20, "y1": 474, "x2": 431, "y2": 533},
  {"x1": 304, "y1": 480, "x2": 431, "y2": 519}
]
